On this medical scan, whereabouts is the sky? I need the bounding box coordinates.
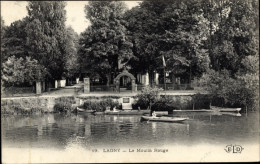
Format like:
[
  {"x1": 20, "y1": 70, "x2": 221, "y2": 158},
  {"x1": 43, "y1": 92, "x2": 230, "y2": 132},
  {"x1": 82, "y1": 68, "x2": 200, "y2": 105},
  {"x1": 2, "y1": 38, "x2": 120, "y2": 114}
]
[{"x1": 1, "y1": 1, "x2": 141, "y2": 34}]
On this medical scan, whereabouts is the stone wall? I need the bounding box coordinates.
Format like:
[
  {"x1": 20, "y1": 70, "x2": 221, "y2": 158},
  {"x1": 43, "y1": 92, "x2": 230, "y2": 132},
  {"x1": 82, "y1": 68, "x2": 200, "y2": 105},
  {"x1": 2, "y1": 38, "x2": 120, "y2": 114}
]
[
  {"x1": 1, "y1": 97, "x2": 56, "y2": 114},
  {"x1": 1, "y1": 94, "x2": 210, "y2": 114}
]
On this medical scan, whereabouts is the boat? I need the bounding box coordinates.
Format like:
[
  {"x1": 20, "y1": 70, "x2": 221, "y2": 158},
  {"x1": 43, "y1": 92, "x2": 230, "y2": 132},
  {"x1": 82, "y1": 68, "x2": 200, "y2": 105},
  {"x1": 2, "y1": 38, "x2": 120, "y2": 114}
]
[
  {"x1": 105, "y1": 110, "x2": 150, "y2": 115},
  {"x1": 141, "y1": 116, "x2": 188, "y2": 122},
  {"x1": 211, "y1": 106, "x2": 242, "y2": 112},
  {"x1": 173, "y1": 109, "x2": 213, "y2": 112},
  {"x1": 77, "y1": 107, "x2": 96, "y2": 113},
  {"x1": 94, "y1": 111, "x2": 105, "y2": 115},
  {"x1": 221, "y1": 112, "x2": 242, "y2": 117}
]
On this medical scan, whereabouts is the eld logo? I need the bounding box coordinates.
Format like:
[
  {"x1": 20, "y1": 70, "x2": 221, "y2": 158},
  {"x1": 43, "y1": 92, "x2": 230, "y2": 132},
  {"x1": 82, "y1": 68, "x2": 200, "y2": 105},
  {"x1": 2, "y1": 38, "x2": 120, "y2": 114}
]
[{"x1": 224, "y1": 144, "x2": 244, "y2": 153}]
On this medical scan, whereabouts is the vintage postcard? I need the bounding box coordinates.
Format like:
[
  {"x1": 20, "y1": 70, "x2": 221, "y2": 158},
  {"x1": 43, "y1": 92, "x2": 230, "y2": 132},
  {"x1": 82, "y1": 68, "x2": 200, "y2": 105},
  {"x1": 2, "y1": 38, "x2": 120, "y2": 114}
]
[{"x1": 1, "y1": 0, "x2": 259, "y2": 163}]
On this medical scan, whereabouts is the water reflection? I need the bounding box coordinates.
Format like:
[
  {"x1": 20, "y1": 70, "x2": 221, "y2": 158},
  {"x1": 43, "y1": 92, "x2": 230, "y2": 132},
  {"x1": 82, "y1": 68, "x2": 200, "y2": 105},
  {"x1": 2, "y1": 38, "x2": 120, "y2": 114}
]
[{"x1": 2, "y1": 112, "x2": 259, "y2": 150}]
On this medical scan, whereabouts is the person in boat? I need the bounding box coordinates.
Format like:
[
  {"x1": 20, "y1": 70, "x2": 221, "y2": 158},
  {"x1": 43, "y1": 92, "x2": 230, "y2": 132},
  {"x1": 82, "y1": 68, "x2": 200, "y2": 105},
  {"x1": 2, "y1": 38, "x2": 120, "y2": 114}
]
[
  {"x1": 152, "y1": 111, "x2": 157, "y2": 117},
  {"x1": 113, "y1": 107, "x2": 118, "y2": 112}
]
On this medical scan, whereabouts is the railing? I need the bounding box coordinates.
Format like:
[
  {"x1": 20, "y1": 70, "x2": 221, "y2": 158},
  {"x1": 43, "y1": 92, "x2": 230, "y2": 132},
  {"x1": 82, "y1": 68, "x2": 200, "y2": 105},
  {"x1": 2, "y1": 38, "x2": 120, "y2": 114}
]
[
  {"x1": 156, "y1": 84, "x2": 194, "y2": 90},
  {"x1": 137, "y1": 84, "x2": 146, "y2": 91},
  {"x1": 90, "y1": 85, "x2": 116, "y2": 92},
  {"x1": 2, "y1": 87, "x2": 35, "y2": 97},
  {"x1": 48, "y1": 87, "x2": 83, "y2": 95}
]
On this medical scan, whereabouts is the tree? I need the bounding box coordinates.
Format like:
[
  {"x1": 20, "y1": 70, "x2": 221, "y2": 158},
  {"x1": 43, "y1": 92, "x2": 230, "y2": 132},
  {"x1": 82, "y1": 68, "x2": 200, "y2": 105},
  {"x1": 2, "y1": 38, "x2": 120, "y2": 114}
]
[
  {"x1": 1, "y1": 16, "x2": 6, "y2": 63},
  {"x1": 209, "y1": 0, "x2": 258, "y2": 75},
  {"x1": 125, "y1": 0, "x2": 211, "y2": 84},
  {"x1": 136, "y1": 86, "x2": 163, "y2": 111},
  {"x1": 159, "y1": 0, "x2": 211, "y2": 82},
  {"x1": 25, "y1": 1, "x2": 68, "y2": 80},
  {"x1": 64, "y1": 26, "x2": 80, "y2": 80},
  {"x1": 2, "y1": 56, "x2": 47, "y2": 87},
  {"x1": 1, "y1": 18, "x2": 29, "y2": 63},
  {"x1": 79, "y1": 1, "x2": 134, "y2": 85},
  {"x1": 124, "y1": 2, "x2": 167, "y2": 83}
]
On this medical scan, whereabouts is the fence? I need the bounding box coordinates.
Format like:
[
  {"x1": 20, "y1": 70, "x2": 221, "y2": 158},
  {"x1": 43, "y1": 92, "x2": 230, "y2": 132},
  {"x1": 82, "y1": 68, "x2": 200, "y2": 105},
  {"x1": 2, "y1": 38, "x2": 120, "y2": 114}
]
[
  {"x1": 137, "y1": 84, "x2": 146, "y2": 91},
  {"x1": 90, "y1": 85, "x2": 116, "y2": 92},
  {"x1": 48, "y1": 87, "x2": 83, "y2": 95},
  {"x1": 156, "y1": 83, "x2": 194, "y2": 90},
  {"x1": 88, "y1": 83, "x2": 197, "y2": 92},
  {"x1": 2, "y1": 86, "x2": 35, "y2": 97}
]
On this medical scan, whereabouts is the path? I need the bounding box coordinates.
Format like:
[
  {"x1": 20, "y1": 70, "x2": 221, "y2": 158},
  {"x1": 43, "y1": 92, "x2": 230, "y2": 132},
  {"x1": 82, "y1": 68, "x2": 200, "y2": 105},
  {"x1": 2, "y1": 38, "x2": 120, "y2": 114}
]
[{"x1": 2, "y1": 82, "x2": 207, "y2": 99}]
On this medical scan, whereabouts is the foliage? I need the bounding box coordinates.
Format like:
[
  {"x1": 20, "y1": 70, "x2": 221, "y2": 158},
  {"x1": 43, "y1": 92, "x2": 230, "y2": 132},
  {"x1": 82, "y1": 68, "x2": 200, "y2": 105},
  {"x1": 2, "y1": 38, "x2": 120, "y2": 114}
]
[
  {"x1": 1, "y1": 2, "x2": 80, "y2": 87},
  {"x1": 197, "y1": 68, "x2": 259, "y2": 110},
  {"x1": 54, "y1": 96, "x2": 76, "y2": 113},
  {"x1": 136, "y1": 86, "x2": 163, "y2": 109},
  {"x1": 192, "y1": 93, "x2": 211, "y2": 109},
  {"x1": 2, "y1": 56, "x2": 47, "y2": 87},
  {"x1": 26, "y1": 1, "x2": 68, "y2": 80},
  {"x1": 79, "y1": 1, "x2": 134, "y2": 84},
  {"x1": 1, "y1": 18, "x2": 30, "y2": 63},
  {"x1": 64, "y1": 26, "x2": 80, "y2": 79},
  {"x1": 82, "y1": 98, "x2": 119, "y2": 112},
  {"x1": 124, "y1": 0, "x2": 210, "y2": 83},
  {"x1": 151, "y1": 96, "x2": 176, "y2": 111},
  {"x1": 208, "y1": 0, "x2": 259, "y2": 75},
  {"x1": 1, "y1": 16, "x2": 6, "y2": 62}
]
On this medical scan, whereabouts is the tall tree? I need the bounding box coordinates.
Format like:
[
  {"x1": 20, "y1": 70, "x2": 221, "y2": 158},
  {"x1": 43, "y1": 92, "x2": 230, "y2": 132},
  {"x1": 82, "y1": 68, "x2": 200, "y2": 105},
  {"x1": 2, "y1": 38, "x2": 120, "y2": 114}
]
[
  {"x1": 2, "y1": 56, "x2": 47, "y2": 87},
  {"x1": 125, "y1": 0, "x2": 210, "y2": 84},
  {"x1": 1, "y1": 16, "x2": 6, "y2": 63},
  {"x1": 210, "y1": 0, "x2": 258, "y2": 75},
  {"x1": 196, "y1": 0, "x2": 259, "y2": 110},
  {"x1": 159, "y1": 0, "x2": 210, "y2": 83},
  {"x1": 79, "y1": 1, "x2": 133, "y2": 85},
  {"x1": 25, "y1": 1, "x2": 67, "y2": 80},
  {"x1": 124, "y1": 2, "x2": 169, "y2": 84},
  {"x1": 1, "y1": 18, "x2": 29, "y2": 62},
  {"x1": 64, "y1": 26, "x2": 80, "y2": 80}
]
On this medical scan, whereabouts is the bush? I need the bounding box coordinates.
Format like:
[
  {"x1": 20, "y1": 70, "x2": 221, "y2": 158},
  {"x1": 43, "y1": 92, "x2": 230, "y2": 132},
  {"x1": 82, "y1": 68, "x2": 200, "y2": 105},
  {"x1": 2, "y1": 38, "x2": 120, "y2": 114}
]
[
  {"x1": 54, "y1": 96, "x2": 76, "y2": 113},
  {"x1": 82, "y1": 98, "x2": 119, "y2": 112},
  {"x1": 151, "y1": 96, "x2": 176, "y2": 111},
  {"x1": 192, "y1": 93, "x2": 211, "y2": 109},
  {"x1": 54, "y1": 103, "x2": 71, "y2": 113},
  {"x1": 197, "y1": 69, "x2": 259, "y2": 111},
  {"x1": 132, "y1": 99, "x2": 149, "y2": 109},
  {"x1": 136, "y1": 86, "x2": 163, "y2": 109}
]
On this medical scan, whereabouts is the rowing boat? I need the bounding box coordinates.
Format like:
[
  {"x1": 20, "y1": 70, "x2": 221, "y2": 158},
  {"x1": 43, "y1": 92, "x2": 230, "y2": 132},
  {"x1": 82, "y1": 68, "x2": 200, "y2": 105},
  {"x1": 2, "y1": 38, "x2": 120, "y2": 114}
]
[
  {"x1": 211, "y1": 106, "x2": 241, "y2": 112},
  {"x1": 94, "y1": 112, "x2": 105, "y2": 115},
  {"x1": 105, "y1": 110, "x2": 150, "y2": 115},
  {"x1": 141, "y1": 116, "x2": 188, "y2": 122},
  {"x1": 77, "y1": 107, "x2": 96, "y2": 113},
  {"x1": 221, "y1": 112, "x2": 242, "y2": 117}
]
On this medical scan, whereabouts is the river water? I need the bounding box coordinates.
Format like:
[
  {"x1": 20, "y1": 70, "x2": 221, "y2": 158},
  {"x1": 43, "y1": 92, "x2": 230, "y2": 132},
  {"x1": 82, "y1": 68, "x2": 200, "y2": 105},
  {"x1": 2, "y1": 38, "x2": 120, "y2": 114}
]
[{"x1": 1, "y1": 111, "x2": 259, "y2": 162}]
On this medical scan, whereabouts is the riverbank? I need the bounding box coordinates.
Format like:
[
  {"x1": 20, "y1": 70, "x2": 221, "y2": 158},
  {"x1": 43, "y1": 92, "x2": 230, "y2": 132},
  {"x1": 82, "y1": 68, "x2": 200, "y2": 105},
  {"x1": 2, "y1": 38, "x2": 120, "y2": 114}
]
[{"x1": 1, "y1": 92, "x2": 210, "y2": 115}]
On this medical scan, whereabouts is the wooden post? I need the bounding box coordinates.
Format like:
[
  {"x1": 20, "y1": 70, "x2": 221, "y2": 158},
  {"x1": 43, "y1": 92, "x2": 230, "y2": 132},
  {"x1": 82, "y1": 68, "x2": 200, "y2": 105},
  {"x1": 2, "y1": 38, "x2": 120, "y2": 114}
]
[
  {"x1": 246, "y1": 106, "x2": 248, "y2": 117},
  {"x1": 164, "y1": 67, "x2": 166, "y2": 91}
]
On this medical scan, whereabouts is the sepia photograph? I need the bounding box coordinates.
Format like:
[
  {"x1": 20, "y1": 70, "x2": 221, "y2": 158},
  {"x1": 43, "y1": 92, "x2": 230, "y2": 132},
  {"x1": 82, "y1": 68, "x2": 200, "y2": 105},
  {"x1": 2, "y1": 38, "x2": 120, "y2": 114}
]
[{"x1": 1, "y1": 0, "x2": 259, "y2": 163}]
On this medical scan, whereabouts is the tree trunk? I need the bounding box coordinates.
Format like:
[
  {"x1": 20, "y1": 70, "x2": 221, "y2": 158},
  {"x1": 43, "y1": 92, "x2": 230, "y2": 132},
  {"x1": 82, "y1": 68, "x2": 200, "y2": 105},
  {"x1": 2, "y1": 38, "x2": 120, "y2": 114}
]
[
  {"x1": 148, "y1": 70, "x2": 154, "y2": 86},
  {"x1": 106, "y1": 74, "x2": 111, "y2": 86}
]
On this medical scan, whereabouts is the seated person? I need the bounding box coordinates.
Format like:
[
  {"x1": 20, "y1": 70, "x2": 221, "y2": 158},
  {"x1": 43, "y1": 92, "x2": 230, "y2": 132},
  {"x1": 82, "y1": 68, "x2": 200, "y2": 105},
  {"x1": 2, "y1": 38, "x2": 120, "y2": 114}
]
[
  {"x1": 113, "y1": 107, "x2": 118, "y2": 112},
  {"x1": 152, "y1": 111, "x2": 157, "y2": 117}
]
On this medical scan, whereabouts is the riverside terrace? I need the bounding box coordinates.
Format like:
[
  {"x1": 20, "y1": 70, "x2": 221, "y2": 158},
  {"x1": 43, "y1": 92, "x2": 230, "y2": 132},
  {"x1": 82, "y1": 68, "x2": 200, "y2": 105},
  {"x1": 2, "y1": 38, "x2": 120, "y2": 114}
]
[
  {"x1": 2, "y1": 69, "x2": 207, "y2": 98},
  {"x1": 1, "y1": 81, "x2": 209, "y2": 115},
  {"x1": 2, "y1": 82, "x2": 205, "y2": 98}
]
